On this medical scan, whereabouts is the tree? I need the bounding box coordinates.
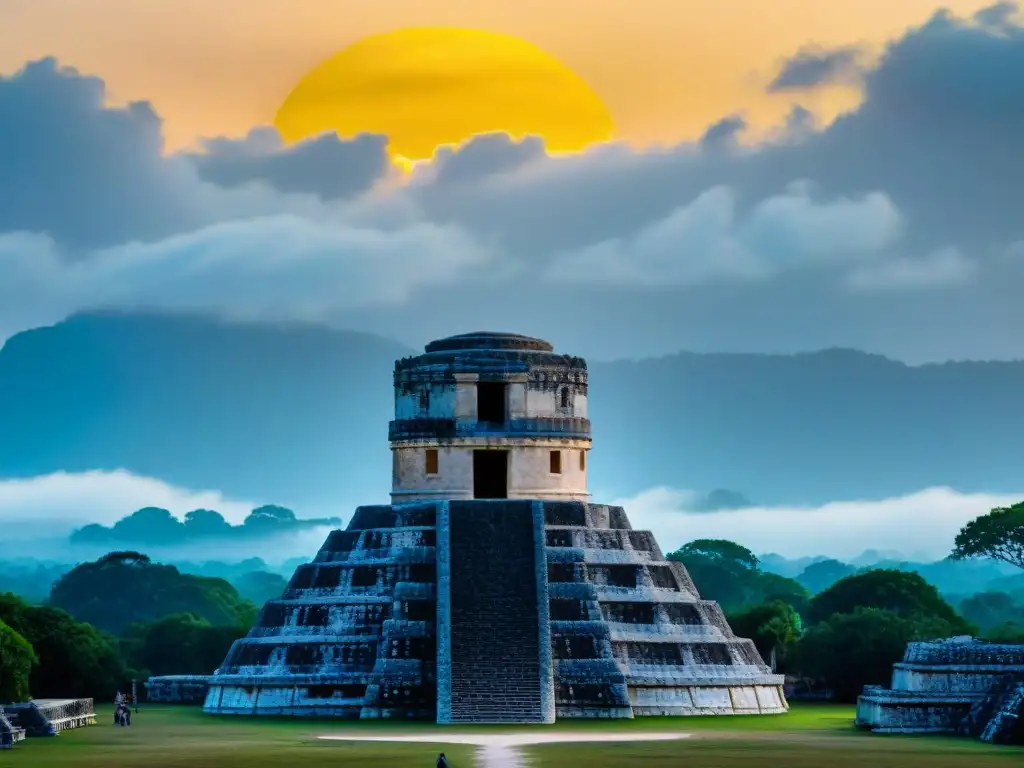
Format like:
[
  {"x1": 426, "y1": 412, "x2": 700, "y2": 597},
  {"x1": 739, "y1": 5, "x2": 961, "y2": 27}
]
[
  {"x1": 0, "y1": 594, "x2": 128, "y2": 699},
  {"x1": 232, "y1": 571, "x2": 287, "y2": 607},
  {"x1": 797, "y1": 559, "x2": 856, "y2": 594},
  {"x1": 795, "y1": 607, "x2": 959, "y2": 702},
  {"x1": 952, "y1": 502, "x2": 1024, "y2": 570},
  {"x1": 668, "y1": 539, "x2": 808, "y2": 614},
  {"x1": 49, "y1": 553, "x2": 256, "y2": 634},
  {"x1": 728, "y1": 601, "x2": 802, "y2": 672},
  {"x1": 959, "y1": 592, "x2": 1024, "y2": 632},
  {"x1": 0, "y1": 619, "x2": 37, "y2": 703},
  {"x1": 122, "y1": 613, "x2": 247, "y2": 677},
  {"x1": 183, "y1": 509, "x2": 232, "y2": 537},
  {"x1": 807, "y1": 568, "x2": 971, "y2": 631},
  {"x1": 674, "y1": 539, "x2": 760, "y2": 570}
]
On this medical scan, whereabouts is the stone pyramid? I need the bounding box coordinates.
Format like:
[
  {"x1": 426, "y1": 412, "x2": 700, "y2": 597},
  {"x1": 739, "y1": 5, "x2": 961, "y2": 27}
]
[{"x1": 203, "y1": 333, "x2": 787, "y2": 722}]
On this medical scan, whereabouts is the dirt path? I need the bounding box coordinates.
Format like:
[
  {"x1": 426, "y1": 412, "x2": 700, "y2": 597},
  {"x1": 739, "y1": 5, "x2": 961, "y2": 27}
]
[{"x1": 319, "y1": 732, "x2": 691, "y2": 768}]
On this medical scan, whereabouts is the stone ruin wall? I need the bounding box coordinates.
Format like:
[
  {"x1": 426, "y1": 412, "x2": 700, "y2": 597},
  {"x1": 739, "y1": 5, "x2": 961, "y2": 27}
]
[
  {"x1": 203, "y1": 500, "x2": 786, "y2": 720},
  {"x1": 857, "y1": 637, "x2": 1024, "y2": 744}
]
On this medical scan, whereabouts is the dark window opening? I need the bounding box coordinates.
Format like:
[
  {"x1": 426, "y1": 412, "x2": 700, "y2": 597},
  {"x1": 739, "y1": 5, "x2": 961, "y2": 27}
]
[
  {"x1": 666, "y1": 604, "x2": 703, "y2": 625},
  {"x1": 313, "y1": 565, "x2": 342, "y2": 589},
  {"x1": 418, "y1": 388, "x2": 430, "y2": 411},
  {"x1": 601, "y1": 602, "x2": 655, "y2": 624},
  {"x1": 548, "y1": 563, "x2": 577, "y2": 583},
  {"x1": 477, "y1": 381, "x2": 506, "y2": 424},
  {"x1": 549, "y1": 598, "x2": 587, "y2": 621},
  {"x1": 560, "y1": 386, "x2": 570, "y2": 409},
  {"x1": 590, "y1": 565, "x2": 638, "y2": 588},
  {"x1": 692, "y1": 644, "x2": 734, "y2": 665},
  {"x1": 545, "y1": 529, "x2": 573, "y2": 547},
  {"x1": 550, "y1": 450, "x2": 562, "y2": 474},
  {"x1": 425, "y1": 448, "x2": 438, "y2": 475},
  {"x1": 648, "y1": 565, "x2": 678, "y2": 589},
  {"x1": 404, "y1": 601, "x2": 436, "y2": 621},
  {"x1": 298, "y1": 604, "x2": 330, "y2": 627},
  {"x1": 580, "y1": 450, "x2": 586, "y2": 471},
  {"x1": 473, "y1": 449, "x2": 508, "y2": 499},
  {"x1": 552, "y1": 635, "x2": 599, "y2": 659},
  {"x1": 351, "y1": 566, "x2": 379, "y2": 587}
]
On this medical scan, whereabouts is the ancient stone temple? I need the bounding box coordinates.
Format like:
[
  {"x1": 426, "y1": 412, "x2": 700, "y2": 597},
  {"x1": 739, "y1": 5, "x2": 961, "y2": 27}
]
[
  {"x1": 203, "y1": 332, "x2": 787, "y2": 722},
  {"x1": 857, "y1": 637, "x2": 1024, "y2": 744}
]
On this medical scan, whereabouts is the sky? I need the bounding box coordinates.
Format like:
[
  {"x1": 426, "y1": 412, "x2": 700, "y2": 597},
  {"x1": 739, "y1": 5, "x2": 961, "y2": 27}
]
[
  {"x1": 2, "y1": 2, "x2": 1024, "y2": 362},
  {"x1": 0, "y1": 2, "x2": 1023, "y2": 559}
]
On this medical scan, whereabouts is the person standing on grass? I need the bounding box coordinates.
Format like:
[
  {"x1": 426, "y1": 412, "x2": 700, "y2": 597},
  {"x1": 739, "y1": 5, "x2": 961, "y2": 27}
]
[{"x1": 436, "y1": 752, "x2": 449, "y2": 768}]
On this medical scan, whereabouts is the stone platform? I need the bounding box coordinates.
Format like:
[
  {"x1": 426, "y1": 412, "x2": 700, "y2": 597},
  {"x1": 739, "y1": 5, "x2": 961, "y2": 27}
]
[
  {"x1": 2, "y1": 699, "x2": 96, "y2": 737},
  {"x1": 856, "y1": 637, "x2": 1024, "y2": 744},
  {"x1": 146, "y1": 675, "x2": 213, "y2": 704},
  {"x1": 0, "y1": 707, "x2": 26, "y2": 748},
  {"x1": 203, "y1": 499, "x2": 786, "y2": 721}
]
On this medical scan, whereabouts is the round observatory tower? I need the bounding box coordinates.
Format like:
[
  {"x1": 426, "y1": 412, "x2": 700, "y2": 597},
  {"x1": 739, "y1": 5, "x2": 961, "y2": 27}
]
[{"x1": 389, "y1": 332, "x2": 590, "y2": 503}]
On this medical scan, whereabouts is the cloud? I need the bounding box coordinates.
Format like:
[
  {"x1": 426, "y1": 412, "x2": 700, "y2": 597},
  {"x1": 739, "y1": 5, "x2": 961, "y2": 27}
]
[
  {"x1": 0, "y1": 216, "x2": 488, "y2": 337},
  {"x1": 544, "y1": 185, "x2": 901, "y2": 286},
  {"x1": 187, "y1": 127, "x2": 392, "y2": 200},
  {"x1": 974, "y1": 1, "x2": 1019, "y2": 28},
  {"x1": 0, "y1": 470, "x2": 340, "y2": 563},
  {"x1": 699, "y1": 115, "x2": 747, "y2": 150},
  {"x1": 767, "y1": 45, "x2": 866, "y2": 92},
  {"x1": 844, "y1": 246, "x2": 977, "y2": 292},
  {"x1": 0, "y1": 469, "x2": 256, "y2": 531},
  {"x1": 615, "y1": 485, "x2": 1022, "y2": 561}
]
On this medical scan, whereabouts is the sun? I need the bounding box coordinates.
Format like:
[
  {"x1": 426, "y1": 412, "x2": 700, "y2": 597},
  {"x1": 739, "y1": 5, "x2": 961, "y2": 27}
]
[{"x1": 274, "y1": 27, "x2": 614, "y2": 162}]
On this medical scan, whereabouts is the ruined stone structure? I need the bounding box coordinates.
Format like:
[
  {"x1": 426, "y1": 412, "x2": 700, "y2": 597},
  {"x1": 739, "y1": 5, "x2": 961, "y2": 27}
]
[
  {"x1": 0, "y1": 706, "x2": 26, "y2": 748},
  {"x1": 203, "y1": 332, "x2": 787, "y2": 721},
  {"x1": 857, "y1": 637, "x2": 1024, "y2": 744},
  {"x1": 145, "y1": 675, "x2": 213, "y2": 704},
  {"x1": 1, "y1": 699, "x2": 95, "y2": 737}
]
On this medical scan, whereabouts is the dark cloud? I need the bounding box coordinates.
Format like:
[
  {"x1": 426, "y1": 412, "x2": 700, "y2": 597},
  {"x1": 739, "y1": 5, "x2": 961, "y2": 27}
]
[
  {"x1": 427, "y1": 132, "x2": 546, "y2": 186},
  {"x1": 187, "y1": 127, "x2": 391, "y2": 200},
  {"x1": 0, "y1": 58, "x2": 200, "y2": 248},
  {"x1": 974, "y1": 1, "x2": 1018, "y2": 28},
  {"x1": 699, "y1": 115, "x2": 747, "y2": 150},
  {"x1": 767, "y1": 45, "x2": 865, "y2": 91}
]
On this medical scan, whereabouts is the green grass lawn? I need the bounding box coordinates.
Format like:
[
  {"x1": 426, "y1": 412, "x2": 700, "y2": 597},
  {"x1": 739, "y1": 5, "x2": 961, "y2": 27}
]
[{"x1": 9, "y1": 703, "x2": 1022, "y2": 767}]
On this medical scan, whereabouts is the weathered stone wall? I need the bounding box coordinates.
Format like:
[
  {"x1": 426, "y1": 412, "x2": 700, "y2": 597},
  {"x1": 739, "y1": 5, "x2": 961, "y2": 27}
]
[
  {"x1": 541, "y1": 500, "x2": 787, "y2": 718},
  {"x1": 438, "y1": 500, "x2": 552, "y2": 723},
  {"x1": 203, "y1": 502, "x2": 439, "y2": 718},
  {"x1": 391, "y1": 439, "x2": 590, "y2": 503},
  {"x1": 146, "y1": 676, "x2": 211, "y2": 704},
  {"x1": 856, "y1": 637, "x2": 1024, "y2": 743}
]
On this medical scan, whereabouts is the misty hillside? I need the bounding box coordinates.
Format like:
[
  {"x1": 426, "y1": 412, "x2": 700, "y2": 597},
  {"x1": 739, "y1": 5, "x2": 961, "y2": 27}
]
[{"x1": 1, "y1": 312, "x2": 1023, "y2": 509}]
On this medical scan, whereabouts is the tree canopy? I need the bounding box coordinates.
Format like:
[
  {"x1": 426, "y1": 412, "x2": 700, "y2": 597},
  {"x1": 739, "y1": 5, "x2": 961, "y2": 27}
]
[
  {"x1": 727, "y1": 600, "x2": 802, "y2": 672},
  {"x1": 49, "y1": 552, "x2": 257, "y2": 634},
  {"x1": 668, "y1": 539, "x2": 809, "y2": 614},
  {"x1": 0, "y1": 618, "x2": 37, "y2": 703},
  {"x1": 121, "y1": 613, "x2": 247, "y2": 678},
  {"x1": 0, "y1": 593, "x2": 128, "y2": 700},
  {"x1": 807, "y1": 568, "x2": 971, "y2": 631},
  {"x1": 951, "y1": 502, "x2": 1024, "y2": 570},
  {"x1": 795, "y1": 607, "x2": 958, "y2": 702},
  {"x1": 797, "y1": 559, "x2": 856, "y2": 594}
]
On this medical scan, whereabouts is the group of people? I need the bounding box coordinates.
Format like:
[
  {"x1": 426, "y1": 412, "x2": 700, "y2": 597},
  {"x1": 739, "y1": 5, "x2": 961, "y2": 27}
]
[{"x1": 113, "y1": 692, "x2": 134, "y2": 727}]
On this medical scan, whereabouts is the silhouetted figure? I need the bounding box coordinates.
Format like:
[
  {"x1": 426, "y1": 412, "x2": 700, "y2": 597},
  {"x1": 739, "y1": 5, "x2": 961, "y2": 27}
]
[{"x1": 436, "y1": 752, "x2": 449, "y2": 768}]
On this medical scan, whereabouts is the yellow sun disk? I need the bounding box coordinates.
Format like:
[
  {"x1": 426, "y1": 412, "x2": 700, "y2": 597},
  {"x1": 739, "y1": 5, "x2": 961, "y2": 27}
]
[{"x1": 274, "y1": 27, "x2": 614, "y2": 161}]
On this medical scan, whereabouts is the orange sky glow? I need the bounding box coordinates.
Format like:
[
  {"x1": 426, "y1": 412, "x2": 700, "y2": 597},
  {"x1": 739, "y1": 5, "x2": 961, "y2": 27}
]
[{"x1": 0, "y1": 0, "x2": 999, "y2": 151}]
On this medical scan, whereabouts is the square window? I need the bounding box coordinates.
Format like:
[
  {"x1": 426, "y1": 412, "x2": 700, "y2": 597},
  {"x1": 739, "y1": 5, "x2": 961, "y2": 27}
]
[
  {"x1": 550, "y1": 450, "x2": 562, "y2": 474},
  {"x1": 425, "y1": 449, "x2": 438, "y2": 475}
]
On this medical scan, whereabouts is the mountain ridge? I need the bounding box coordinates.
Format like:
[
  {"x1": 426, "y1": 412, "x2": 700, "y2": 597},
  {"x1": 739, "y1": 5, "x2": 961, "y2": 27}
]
[{"x1": 2, "y1": 311, "x2": 1023, "y2": 508}]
